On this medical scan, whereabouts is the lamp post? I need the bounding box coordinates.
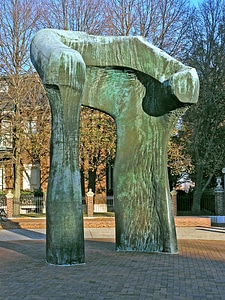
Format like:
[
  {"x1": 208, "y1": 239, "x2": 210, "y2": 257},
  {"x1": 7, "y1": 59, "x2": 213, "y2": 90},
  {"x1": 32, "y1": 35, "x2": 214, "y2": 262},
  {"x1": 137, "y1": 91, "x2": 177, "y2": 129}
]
[
  {"x1": 86, "y1": 188, "x2": 94, "y2": 217},
  {"x1": 222, "y1": 168, "x2": 225, "y2": 192},
  {"x1": 213, "y1": 170, "x2": 225, "y2": 216},
  {"x1": 221, "y1": 168, "x2": 225, "y2": 214}
]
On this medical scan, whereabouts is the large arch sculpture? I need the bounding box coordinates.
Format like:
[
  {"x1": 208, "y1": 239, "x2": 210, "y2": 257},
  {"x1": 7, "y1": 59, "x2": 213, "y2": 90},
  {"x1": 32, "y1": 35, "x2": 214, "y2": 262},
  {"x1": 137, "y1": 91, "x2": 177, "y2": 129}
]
[{"x1": 30, "y1": 29, "x2": 199, "y2": 265}]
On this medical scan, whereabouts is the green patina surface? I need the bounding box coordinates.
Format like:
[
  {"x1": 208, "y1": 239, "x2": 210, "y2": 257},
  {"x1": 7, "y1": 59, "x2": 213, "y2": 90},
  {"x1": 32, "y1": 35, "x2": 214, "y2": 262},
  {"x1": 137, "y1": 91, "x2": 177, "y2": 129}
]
[{"x1": 31, "y1": 29, "x2": 199, "y2": 265}]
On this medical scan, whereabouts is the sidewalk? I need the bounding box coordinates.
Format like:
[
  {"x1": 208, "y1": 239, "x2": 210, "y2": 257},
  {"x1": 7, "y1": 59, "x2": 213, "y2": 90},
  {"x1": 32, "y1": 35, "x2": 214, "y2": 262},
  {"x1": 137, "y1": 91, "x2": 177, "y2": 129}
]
[
  {"x1": 1, "y1": 226, "x2": 225, "y2": 241},
  {"x1": 1, "y1": 227, "x2": 225, "y2": 299}
]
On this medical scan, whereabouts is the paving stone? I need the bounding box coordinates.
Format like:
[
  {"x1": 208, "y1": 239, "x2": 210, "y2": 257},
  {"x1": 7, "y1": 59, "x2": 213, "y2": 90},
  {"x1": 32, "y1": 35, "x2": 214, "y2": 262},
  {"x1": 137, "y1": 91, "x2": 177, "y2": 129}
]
[{"x1": 1, "y1": 237, "x2": 225, "y2": 299}]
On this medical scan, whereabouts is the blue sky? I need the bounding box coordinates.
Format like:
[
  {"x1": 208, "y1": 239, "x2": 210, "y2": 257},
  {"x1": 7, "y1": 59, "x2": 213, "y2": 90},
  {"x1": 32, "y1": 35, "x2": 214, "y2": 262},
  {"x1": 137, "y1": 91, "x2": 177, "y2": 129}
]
[{"x1": 190, "y1": 0, "x2": 201, "y2": 5}]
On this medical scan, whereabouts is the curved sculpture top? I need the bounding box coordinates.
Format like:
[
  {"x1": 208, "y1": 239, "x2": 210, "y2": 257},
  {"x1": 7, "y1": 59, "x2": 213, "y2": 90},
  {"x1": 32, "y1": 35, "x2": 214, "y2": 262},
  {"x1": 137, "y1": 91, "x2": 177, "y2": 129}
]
[{"x1": 31, "y1": 29, "x2": 199, "y2": 116}]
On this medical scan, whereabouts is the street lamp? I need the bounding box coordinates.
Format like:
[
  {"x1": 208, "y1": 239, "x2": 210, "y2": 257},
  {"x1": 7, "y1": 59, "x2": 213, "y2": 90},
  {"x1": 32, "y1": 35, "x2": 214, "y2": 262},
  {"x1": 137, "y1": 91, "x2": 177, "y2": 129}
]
[{"x1": 222, "y1": 168, "x2": 225, "y2": 196}]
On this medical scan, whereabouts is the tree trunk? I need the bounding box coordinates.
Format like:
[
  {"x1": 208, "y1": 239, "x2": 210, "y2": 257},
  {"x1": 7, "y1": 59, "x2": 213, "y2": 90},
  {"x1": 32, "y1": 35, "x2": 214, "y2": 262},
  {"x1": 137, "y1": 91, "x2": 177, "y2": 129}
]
[
  {"x1": 13, "y1": 135, "x2": 21, "y2": 217},
  {"x1": 88, "y1": 169, "x2": 96, "y2": 193},
  {"x1": 80, "y1": 170, "x2": 85, "y2": 197},
  {"x1": 191, "y1": 165, "x2": 203, "y2": 214},
  {"x1": 192, "y1": 188, "x2": 202, "y2": 214},
  {"x1": 13, "y1": 157, "x2": 21, "y2": 217}
]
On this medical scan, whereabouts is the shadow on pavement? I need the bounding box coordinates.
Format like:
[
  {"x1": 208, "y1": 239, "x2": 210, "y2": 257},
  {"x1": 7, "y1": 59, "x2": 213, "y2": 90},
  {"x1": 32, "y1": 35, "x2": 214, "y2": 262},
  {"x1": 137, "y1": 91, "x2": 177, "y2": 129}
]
[
  {"x1": 196, "y1": 226, "x2": 225, "y2": 234},
  {"x1": 0, "y1": 219, "x2": 21, "y2": 229},
  {"x1": 0, "y1": 228, "x2": 46, "y2": 241}
]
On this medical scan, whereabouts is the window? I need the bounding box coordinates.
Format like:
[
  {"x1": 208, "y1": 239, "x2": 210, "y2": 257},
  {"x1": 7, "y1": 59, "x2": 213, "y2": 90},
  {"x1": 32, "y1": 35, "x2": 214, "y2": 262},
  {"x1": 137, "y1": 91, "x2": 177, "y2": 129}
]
[
  {"x1": 0, "y1": 119, "x2": 12, "y2": 149},
  {"x1": 27, "y1": 120, "x2": 37, "y2": 134},
  {"x1": 0, "y1": 167, "x2": 5, "y2": 190}
]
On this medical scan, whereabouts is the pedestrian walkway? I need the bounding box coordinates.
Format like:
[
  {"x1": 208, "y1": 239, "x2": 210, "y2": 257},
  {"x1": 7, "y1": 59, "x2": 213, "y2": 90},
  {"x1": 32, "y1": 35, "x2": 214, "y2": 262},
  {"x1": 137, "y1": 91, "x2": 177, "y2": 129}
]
[
  {"x1": 1, "y1": 226, "x2": 225, "y2": 241},
  {"x1": 1, "y1": 227, "x2": 225, "y2": 299}
]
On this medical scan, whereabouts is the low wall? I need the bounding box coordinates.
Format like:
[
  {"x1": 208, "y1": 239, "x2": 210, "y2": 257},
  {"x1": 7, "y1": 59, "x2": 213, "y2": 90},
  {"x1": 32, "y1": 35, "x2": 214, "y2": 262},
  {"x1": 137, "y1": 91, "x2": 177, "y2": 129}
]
[
  {"x1": 174, "y1": 216, "x2": 211, "y2": 227},
  {"x1": 0, "y1": 216, "x2": 212, "y2": 229}
]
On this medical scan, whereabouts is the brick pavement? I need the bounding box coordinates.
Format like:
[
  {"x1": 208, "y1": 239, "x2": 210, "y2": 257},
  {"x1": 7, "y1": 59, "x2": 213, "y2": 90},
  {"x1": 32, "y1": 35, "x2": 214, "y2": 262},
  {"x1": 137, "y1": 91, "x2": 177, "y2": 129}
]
[{"x1": 1, "y1": 235, "x2": 225, "y2": 299}]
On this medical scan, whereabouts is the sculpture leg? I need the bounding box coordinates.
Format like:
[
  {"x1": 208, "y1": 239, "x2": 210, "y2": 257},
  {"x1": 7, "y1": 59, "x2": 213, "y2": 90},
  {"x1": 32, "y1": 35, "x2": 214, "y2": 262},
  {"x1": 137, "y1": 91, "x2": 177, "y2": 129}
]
[
  {"x1": 83, "y1": 67, "x2": 178, "y2": 253},
  {"x1": 45, "y1": 85, "x2": 85, "y2": 265},
  {"x1": 114, "y1": 114, "x2": 178, "y2": 253}
]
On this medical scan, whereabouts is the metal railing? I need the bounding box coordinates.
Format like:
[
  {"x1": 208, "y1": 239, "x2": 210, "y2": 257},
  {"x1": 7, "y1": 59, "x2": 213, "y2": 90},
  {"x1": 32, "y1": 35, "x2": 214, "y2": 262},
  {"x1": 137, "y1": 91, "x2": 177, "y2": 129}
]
[
  {"x1": 0, "y1": 193, "x2": 45, "y2": 215},
  {"x1": 177, "y1": 190, "x2": 216, "y2": 215},
  {"x1": 19, "y1": 195, "x2": 45, "y2": 214},
  {"x1": 1, "y1": 193, "x2": 115, "y2": 216},
  {"x1": 0, "y1": 194, "x2": 7, "y2": 210},
  {"x1": 177, "y1": 192, "x2": 193, "y2": 211},
  {"x1": 201, "y1": 192, "x2": 215, "y2": 214},
  {"x1": 107, "y1": 196, "x2": 114, "y2": 212},
  {"x1": 0, "y1": 191, "x2": 217, "y2": 216}
]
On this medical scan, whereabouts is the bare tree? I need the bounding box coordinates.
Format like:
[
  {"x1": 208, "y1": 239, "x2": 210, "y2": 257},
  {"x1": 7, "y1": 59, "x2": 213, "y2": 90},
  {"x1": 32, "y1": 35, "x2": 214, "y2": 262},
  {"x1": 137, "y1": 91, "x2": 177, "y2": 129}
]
[
  {"x1": 21, "y1": 75, "x2": 51, "y2": 191},
  {"x1": 40, "y1": 0, "x2": 105, "y2": 34},
  {"x1": 103, "y1": 0, "x2": 138, "y2": 35},
  {"x1": 0, "y1": 0, "x2": 44, "y2": 215},
  {"x1": 178, "y1": 0, "x2": 225, "y2": 213},
  {"x1": 137, "y1": 0, "x2": 191, "y2": 56},
  {"x1": 103, "y1": 0, "x2": 191, "y2": 56},
  {"x1": 79, "y1": 107, "x2": 116, "y2": 195},
  {"x1": 0, "y1": 0, "x2": 42, "y2": 76}
]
